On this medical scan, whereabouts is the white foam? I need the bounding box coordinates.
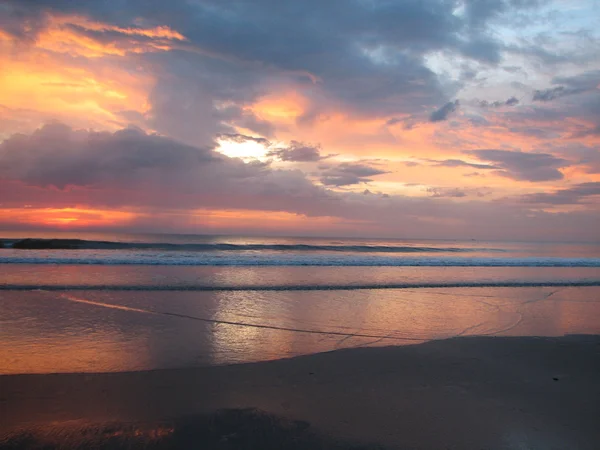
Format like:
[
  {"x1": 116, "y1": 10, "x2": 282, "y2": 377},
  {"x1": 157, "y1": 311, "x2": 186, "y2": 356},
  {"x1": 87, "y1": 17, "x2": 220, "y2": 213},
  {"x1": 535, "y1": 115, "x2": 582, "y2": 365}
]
[{"x1": 0, "y1": 250, "x2": 599, "y2": 267}]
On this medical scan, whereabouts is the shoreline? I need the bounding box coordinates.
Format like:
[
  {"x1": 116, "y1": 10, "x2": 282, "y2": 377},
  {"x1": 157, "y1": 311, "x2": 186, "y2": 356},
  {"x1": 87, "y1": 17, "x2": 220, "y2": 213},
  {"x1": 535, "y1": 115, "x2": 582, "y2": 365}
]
[{"x1": 2, "y1": 335, "x2": 599, "y2": 449}]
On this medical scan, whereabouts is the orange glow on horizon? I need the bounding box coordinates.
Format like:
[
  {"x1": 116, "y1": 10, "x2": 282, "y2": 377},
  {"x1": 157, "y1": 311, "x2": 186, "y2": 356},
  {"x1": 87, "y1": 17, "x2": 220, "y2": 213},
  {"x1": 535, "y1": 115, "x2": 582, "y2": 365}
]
[
  {"x1": 186, "y1": 208, "x2": 373, "y2": 232},
  {"x1": 1, "y1": 208, "x2": 138, "y2": 229},
  {"x1": 0, "y1": 206, "x2": 375, "y2": 234}
]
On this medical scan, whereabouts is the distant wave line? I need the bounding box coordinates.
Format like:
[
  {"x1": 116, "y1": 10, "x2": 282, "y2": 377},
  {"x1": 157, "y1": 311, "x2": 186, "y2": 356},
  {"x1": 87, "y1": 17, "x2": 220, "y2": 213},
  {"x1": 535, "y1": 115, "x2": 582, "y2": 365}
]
[
  {"x1": 2, "y1": 280, "x2": 599, "y2": 291},
  {"x1": 1, "y1": 238, "x2": 502, "y2": 253}
]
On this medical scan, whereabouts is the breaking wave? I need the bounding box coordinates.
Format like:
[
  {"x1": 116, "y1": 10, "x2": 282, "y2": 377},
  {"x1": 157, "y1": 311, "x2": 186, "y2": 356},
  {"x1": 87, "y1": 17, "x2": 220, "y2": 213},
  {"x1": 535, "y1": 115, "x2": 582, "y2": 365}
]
[{"x1": 0, "y1": 253, "x2": 598, "y2": 267}]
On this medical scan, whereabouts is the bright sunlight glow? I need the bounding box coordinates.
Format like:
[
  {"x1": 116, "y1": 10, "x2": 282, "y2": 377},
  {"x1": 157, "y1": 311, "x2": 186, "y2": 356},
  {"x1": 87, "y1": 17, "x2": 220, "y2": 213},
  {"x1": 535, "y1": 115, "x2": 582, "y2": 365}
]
[{"x1": 216, "y1": 139, "x2": 270, "y2": 160}]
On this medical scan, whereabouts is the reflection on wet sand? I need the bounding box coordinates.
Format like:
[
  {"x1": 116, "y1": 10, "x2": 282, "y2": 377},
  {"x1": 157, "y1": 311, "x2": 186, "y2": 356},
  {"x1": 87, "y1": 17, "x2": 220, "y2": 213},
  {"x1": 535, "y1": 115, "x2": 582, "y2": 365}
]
[
  {"x1": 1, "y1": 287, "x2": 599, "y2": 374},
  {"x1": 0, "y1": 290, "x2": 154, "y2": 374}
]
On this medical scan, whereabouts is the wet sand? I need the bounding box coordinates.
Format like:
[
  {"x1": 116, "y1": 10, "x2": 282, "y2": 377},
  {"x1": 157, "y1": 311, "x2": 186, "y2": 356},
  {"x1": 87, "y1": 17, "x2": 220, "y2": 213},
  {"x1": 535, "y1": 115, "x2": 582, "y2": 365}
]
[{"x1": 1, "y1": 335, "x2": 599, "y2": 449}]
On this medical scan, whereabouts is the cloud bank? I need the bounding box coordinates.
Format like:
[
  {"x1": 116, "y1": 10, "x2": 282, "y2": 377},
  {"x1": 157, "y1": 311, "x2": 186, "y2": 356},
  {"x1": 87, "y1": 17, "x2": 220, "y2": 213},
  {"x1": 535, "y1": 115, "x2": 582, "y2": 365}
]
[{"x1": 0, "y1": 0, "x2": 598, "y2": 240}]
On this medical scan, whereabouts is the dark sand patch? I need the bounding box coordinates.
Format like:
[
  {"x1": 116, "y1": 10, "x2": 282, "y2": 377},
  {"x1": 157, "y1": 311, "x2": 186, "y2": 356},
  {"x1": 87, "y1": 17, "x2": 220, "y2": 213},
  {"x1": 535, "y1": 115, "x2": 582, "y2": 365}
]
[
  {"x1": 0, "y1": 409, "x2": 380, "y2": 450},
  {"x1": 1, "y1": 336, "x2": 599, "y2": 449}
]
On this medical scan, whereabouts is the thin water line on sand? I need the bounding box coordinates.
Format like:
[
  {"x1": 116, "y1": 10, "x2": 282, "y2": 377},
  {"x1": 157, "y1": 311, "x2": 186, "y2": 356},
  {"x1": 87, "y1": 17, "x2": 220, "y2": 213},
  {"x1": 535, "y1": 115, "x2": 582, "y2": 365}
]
[
  {"x1": 481, "y1": 288, "x2": 567, "y2": 337},
  {"x1": 334, "y1": 332, "x2": 364, "y2": 349},
  {"x1": 57, "y1": 294, "x2": 423, "y2": 342},
  {"x1": 476, "y1": 299, "x2": 504, "y2": 312},
  {"x1": 475, "y1": 291, "x2": 561, "y2": 337},
  {"x1": 462, "y1": 289, "x2": 566, "y2": 338},
  {"x1": 456, "y1": 320, "x2": 492, "y2": 337},
  {"x1": 456, "y1": 290, "x2": 565, "y2": 338},
  {"x1": 482, "y1": 312, "x2": 526, "y2": 336},
  {"x1": 524, "y1": 287, "x2": 564, "y2": 305},
  {"x1": 351, "y1": 330, "x2": 419, "y2": 348},
  {"x1": 2, "y1": 280, "x2": 599, "y2": 291},
  {"x1": 401, "y1": 289, "x2": 513, "y2": 299}
]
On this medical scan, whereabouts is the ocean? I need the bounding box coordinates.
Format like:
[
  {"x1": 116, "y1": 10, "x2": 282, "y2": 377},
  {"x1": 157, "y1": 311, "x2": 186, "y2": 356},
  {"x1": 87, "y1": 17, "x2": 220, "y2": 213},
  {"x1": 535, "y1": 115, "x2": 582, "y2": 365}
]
[{"x1": 1, "y1": 231, "x2": 599, "y2": 375}]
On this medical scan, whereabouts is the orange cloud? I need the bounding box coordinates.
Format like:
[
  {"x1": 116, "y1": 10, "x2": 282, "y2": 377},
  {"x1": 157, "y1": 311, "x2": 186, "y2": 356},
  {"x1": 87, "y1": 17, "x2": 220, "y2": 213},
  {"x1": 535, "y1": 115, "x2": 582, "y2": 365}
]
[
  {"x1": 0, "y1": 40, "x2": 154, "y2": 135},
  {"x1": 184, "y1": 208, "x2": 372, "y2": 233},
  {"x1": 58, "y1": 15, "x2": 187, "y2": 41},
  {"x1": 243, "y1": 94, "x2": 577, "y2": 197},
  {"x1": 33, "y1": 14, "x2": 187, "y2": 58},
  {"x1": 0, "y1": 12, "x2": 190, "y2": 135},
  {"x1": 0, "y1": 61, "x2": 153, "y2": 134},
  {"x1": 251, "y1": 90, "x2": 308, "y2": 123}
]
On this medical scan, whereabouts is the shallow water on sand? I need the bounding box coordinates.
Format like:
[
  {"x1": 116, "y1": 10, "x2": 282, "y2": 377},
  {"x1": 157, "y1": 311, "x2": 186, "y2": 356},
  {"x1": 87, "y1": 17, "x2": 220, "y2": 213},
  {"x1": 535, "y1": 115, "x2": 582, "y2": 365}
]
[{"x1": 1, "y1": 276, "x2": 599, "y2": 374}]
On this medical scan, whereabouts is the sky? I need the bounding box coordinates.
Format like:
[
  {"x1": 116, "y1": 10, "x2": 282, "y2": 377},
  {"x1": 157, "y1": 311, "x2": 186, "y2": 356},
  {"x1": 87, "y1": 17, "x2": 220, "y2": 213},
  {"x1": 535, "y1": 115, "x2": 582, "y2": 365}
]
[{"x1": 0, "y1": 0, "x2": 599, "y2": 241}]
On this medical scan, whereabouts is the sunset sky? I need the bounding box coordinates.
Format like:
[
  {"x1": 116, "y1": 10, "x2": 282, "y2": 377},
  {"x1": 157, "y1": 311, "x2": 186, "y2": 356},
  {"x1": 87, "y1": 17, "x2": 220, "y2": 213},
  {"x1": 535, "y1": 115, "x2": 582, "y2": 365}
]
[{"x1": 0, "y1": 0, "x2": 599, "y2": 240}]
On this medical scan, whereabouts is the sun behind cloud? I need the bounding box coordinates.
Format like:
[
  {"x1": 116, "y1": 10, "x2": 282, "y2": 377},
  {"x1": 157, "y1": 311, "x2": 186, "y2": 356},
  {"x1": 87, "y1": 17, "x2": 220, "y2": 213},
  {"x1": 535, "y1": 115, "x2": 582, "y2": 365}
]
[{"x1": 216, "y1": 138, "x2": 270, "y2": 160}]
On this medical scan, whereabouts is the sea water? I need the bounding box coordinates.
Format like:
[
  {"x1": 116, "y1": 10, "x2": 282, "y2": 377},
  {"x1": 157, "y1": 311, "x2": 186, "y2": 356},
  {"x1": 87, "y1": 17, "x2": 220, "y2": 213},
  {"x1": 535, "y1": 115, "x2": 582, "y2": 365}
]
[{"x1": 1, "y1": 231, "x2": 599, "y2": 374}]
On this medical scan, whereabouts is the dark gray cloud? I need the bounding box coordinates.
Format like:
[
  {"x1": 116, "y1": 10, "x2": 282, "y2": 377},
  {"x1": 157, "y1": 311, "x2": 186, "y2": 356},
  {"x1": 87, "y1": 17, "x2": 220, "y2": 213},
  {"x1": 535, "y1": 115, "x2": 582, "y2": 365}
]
[
  {"x1": 431, "y1": 158, "x2": 497, "y2": 170},
  {"x1": 553, "y1": 70, "x2": 600, "y2": 92},
  {"x1": 1, "y1": 124, "x2": 598, "y2": 241},
  {"x1": 465, "y1": 149, "x2": 569, "y2": 181},
  {"x1": 479, "y1": 96, "x2": 520, "y2": 107},
  {"x1": 267, "y1": 141, "x2": 334, "y2": 162},
  {"x1": 386, "y1": 116, "x2": 418, "y2": 129},
  {"x1": 426, "y1": 187, "x2": 467, "y2": 198},
  {"x1": 217, "y1": 133, "x2": 271, "y2": 146},
  {"x1": 493, "y1": 92, "x2": 600, "y2": 140},
  {"x1": 0, "y1": 0, "x2": 195, "y2": 34},
  {"x1": 554, "y1": 145, "x2": 600, "y2": 174},
  {"x1": 426, "y1": 186, "x2": 492, "y2": 198},
  {"x1": 533, "y1": 86, "x2": 587, "y2": 102},
  {"x1": 484, "y1": 98, "x2": 566, "y2": 138},
  {"x1": 503, "y1": 65, "x2": 526, "y2": 74},
  {"x1": 505, "y1": 96, "x2": 520, "y2": 106},
  {"x1": 572, "y1": 124, "x2": 600, "y2": 138},
  {"x1": 0, "y1": 123, "x2": 220, "y2": 189},
  {"x1": 144, "y1": 56, "x2": 273, "y2": 146},
  {"x1": 1, "y1": 0, "x2": 546, "y2": 126},
  {"x1": 472, "y1": 85, "x2": 599, "y2": 146},
  {"x1": 533, "y1": 70, "x2": 600, "y2": 102},
  {"x1": 0, "y1": 1, "x2": 49, "y2": 42},
  {"x1": 504, "y1": 29, "x2": 598, "y2": 68},
  {"x1": 462, "y1": 0, "x2": 543, "y2": 27},
  {"x1": 517, "y1": 182, "x2": 600, "y2": 205},
  {"x1": 319, "y1": 162, "x2": 389, "y2": 186},
  {"x1": 219, "y1": 105, "x2": 277, "y2": 139},
  {"x1": 569, "y1": 95, "x2": 600, "y2": 137},
  {"x1": 0, "y1": 123, "x2": 340, "y2": 215},
  {"x1": 385, "y1": 117, "x2": 404, "y2": 126},
  {"x1": 422, "y1": 151, "x2": 572, "y2": 184},
  {"x1": 430, "y1": 100, "x2": 459, "y2": 122},
  {"x1": 464, "y1": 172, "x2": 484, "y2": 177}
]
